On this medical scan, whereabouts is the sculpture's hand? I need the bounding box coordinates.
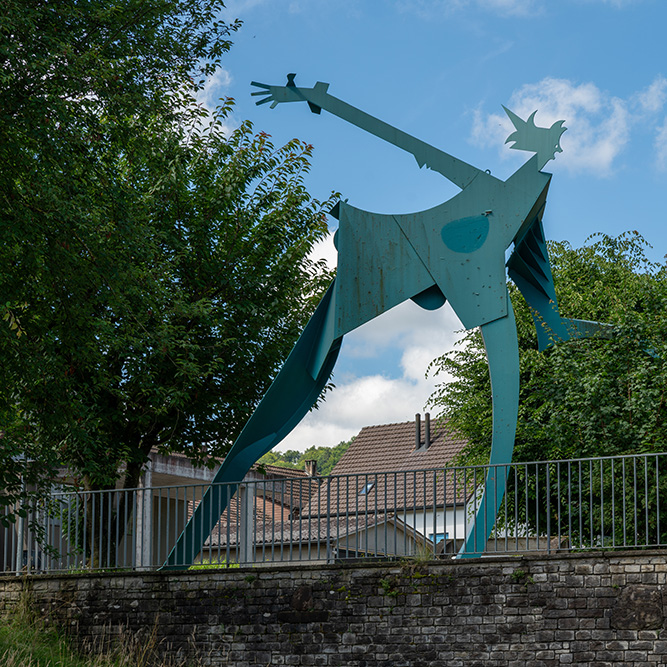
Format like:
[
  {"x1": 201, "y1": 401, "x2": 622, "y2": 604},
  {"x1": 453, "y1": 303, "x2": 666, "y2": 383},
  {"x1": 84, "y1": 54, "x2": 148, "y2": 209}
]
[{"x1": 251, "y1": 73, "x2": 305, "y2": 108}]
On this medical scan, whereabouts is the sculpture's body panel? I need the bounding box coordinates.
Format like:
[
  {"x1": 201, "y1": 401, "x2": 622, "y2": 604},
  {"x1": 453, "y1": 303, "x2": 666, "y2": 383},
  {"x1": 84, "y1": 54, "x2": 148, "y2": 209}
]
[{"x1": 163, "y1": 77, "x2": 611, "y2": 568}]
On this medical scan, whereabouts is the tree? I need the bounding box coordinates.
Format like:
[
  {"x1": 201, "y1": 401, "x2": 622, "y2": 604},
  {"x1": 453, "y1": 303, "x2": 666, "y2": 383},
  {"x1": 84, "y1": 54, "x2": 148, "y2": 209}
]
[
  {"x1": 0, "y1": 0, "x2": 335, "y2": 518},
  {"x1": 429, "y1": 231, "x2": 667, "y2": 463},
  {"x1": 259, "y1": 439, "x2": 353, "y2": 476},
  {"x1": 428, "y1": 232, "x2": 667, "y2": 544}
]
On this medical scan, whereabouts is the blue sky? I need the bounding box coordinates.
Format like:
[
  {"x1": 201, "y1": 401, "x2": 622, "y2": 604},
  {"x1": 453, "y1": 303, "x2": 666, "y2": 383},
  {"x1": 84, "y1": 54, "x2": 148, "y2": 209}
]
[{"x1": 204, "y1": 0, "x2": 667, "y2": 450}]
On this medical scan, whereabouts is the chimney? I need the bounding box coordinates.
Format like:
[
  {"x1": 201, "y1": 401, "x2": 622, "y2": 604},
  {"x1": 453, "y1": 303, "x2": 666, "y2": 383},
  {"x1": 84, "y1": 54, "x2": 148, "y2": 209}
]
[
  {"x1": 304, "y1": 460, "x2": 317, "y2": 477},
  {"x1": 415, "y1": 413, "x2": 421, "y2": 450},
  {"x1": 415, "y1": 412, "x2": 431, "y2": 450}
]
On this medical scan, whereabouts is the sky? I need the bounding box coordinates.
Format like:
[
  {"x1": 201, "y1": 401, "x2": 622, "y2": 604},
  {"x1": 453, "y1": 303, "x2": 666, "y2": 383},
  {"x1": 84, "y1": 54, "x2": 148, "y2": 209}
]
[{"x1": 203, "y1": 0, "x2": 667, "y2": 451}]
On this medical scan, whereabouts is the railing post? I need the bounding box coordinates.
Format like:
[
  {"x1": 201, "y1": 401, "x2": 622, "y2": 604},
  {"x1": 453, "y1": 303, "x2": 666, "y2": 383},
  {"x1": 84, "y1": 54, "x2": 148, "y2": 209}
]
[
  {"x1": 238, "y1": 483, "x2": 255, "y2": 565},
  {"x1": 15, "y1": 478, "x2": 26, "y2": 575},
  {"x1": 15, "y1": 509, "x2": 25, "y2": 576},
  {"x1": 325, "y1": 479, "x2": 332, "y2": 563},
  {"x1": 135, "y1": 462, "x2": 153, "y2": 570}
]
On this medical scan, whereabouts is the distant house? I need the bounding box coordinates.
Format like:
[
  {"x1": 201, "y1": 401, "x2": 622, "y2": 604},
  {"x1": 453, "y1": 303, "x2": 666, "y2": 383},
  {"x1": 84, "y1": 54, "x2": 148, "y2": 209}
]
[
  {"x1": 202, "y1": 415, "x2": 471, "y2": 565},
  {"x1": 186, "y1": 415, "x2": 473, "y2": 564},
  {"x1": 142, "y1": 455, "x2": 321, "y2": 567},
  {"x1": 203, "y1": 511, "x2": 433, "y2": 565},
  {"x1": 0, "y1": 450, "x2": 321, "y2": 572},
  {"x1": 300, "y1": 414, "x2": 472, "y2": 556},
  {"x1": 2, "y1": 418, "x2": 473, "y2": 572}
]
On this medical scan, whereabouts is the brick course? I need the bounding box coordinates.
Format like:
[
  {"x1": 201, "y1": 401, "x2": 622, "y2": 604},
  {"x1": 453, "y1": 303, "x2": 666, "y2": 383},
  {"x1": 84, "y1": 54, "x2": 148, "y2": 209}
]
[{"x1": 2, "y1": 551, "x2": 667, "y2": 665}]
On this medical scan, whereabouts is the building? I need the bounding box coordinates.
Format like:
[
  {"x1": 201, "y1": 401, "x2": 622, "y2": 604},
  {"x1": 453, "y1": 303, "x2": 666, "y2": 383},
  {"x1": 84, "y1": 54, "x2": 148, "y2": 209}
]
[
  {"x1": 2, "y1": 415, "x2": 475, "y2": 571},
  {"x1": 299, "y1": 414, "x2": 472, "y2": 558}
]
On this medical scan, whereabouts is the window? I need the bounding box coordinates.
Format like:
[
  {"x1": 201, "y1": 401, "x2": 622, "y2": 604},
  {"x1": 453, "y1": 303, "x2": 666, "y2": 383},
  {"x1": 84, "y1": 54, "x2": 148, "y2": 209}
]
[
  {"x1": 359, "y1": 482, "x2": 375, "y2": 495},
  {"x1": 428, "y1": 532, "x2": 449, "y2": 543}
]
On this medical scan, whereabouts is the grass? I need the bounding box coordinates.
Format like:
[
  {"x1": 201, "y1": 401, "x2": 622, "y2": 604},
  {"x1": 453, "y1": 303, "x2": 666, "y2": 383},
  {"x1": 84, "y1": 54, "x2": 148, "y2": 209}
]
[
  {"x1": 188, "y1": 560, "x2": 240, "y2": 570},
  {"x1": 0, "y1": 622, "x2": 94, "y2": 667},
  {"x1": 0, "y1": 594, "x2": 103, "y2": 667},
  {"x1": 0, "y1": 591, "x2": 205, "y2": 667}
]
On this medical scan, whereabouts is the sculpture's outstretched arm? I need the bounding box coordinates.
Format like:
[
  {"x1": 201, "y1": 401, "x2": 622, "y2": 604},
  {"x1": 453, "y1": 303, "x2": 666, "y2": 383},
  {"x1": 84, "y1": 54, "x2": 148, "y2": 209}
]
[{"x1": 251, "y1": 74, "x2": 491, "y2": 191}]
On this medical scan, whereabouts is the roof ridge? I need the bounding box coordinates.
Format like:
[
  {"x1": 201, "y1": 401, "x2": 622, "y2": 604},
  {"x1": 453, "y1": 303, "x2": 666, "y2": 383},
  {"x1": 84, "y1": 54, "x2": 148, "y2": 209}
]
[
  {"x1": 360, "y1": 420, "x2": 421, "y2": 430},
  {"x1": 359, "y1": 415, "x2": 451, "y2": 430}
]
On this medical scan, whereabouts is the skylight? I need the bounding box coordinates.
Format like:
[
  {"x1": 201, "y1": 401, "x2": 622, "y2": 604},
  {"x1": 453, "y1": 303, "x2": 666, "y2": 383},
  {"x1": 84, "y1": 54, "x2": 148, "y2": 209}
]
[{"x1": 359, "y1": 481, "x2": 375, "y2": 496}]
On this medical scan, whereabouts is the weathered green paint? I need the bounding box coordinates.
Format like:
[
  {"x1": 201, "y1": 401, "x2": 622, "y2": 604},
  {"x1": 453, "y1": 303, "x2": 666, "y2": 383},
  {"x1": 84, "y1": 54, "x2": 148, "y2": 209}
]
[
  {"x1": 441, "y1": 215, "x2": 490, "y2": 253},
  {"x1": 165, "y1": 284, "x2": 341, "y2": 568},
  {"x1": 458, "y1": 293, "x2": 520, "y2": 558},
  {"x1": 164, "y1": 76, "x2": 607, "y2": 568}
]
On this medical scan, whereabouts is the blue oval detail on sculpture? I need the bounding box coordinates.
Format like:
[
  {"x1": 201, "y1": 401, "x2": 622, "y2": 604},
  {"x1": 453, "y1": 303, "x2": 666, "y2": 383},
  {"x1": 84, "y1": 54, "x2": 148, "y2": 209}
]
[{"x1": 441, "y1": 215, "x2": 489, "y2": 253}]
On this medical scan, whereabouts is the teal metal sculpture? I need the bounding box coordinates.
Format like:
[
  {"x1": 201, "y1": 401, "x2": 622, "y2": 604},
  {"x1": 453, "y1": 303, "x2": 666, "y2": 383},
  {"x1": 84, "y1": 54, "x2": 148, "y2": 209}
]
[{"x1": 164, "y1": 76, "x2": 610, "y2": 567}]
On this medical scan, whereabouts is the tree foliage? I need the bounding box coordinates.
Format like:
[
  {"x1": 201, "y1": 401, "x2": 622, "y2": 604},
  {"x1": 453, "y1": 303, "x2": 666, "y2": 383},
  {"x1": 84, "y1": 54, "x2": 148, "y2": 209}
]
[
  {"x1": 428, "y1": 232, "x2": 667, "y2": 545},
  {"x1": 259, "y1": 440, "x2": 353, "y2": 477},
  {"x1": 0, "y1": 0, "x2": 335, "y2": 512},
  {"x1": 428, "y1": 231, "x2": 667, "y2": 466}
]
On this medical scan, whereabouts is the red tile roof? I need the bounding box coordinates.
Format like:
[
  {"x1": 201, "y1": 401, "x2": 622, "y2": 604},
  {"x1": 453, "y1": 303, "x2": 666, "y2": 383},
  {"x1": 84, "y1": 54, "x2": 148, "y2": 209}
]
[
  {"x1": 302, "y1": 418, "x2": 470, "y2": 516},
  {"x1": 205, "y1": 512, "x2": 425, "y2": 549},
  {"x1": 331, "y1": 418, "x2": 468, "y2": 475}
]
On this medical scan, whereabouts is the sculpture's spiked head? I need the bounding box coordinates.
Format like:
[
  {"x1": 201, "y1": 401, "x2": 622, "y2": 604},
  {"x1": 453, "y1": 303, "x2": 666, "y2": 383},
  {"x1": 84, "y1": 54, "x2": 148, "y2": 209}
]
[{"x1": 503, "y1": 106, "x2": 567, "y2": 170}]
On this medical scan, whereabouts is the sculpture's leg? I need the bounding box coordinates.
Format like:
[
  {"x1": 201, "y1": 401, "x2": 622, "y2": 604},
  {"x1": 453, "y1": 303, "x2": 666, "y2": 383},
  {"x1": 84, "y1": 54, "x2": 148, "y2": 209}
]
[
  {"x1": 162, "y1": 283, "x2": 341, "y2": 570},
  {"x1": 459, "y1": 293, "x2": 520, "y2": 558}
]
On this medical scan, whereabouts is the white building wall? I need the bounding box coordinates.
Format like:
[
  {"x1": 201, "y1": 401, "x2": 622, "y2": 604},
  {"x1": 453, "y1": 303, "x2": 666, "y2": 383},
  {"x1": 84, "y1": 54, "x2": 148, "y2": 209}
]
[{"x1": 398, "y1": 505, "x2": 475, "y2": 544}]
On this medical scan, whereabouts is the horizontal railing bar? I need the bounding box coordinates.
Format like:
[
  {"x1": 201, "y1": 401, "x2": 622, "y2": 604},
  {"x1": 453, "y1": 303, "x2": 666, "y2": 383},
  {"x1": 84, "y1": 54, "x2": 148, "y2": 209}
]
[
  {"x1": 3, "y1": 451, "x2": 667, "y2": 574},
  {"x1": 46, "y1": 451, "x2": 667, "y2": 496}
]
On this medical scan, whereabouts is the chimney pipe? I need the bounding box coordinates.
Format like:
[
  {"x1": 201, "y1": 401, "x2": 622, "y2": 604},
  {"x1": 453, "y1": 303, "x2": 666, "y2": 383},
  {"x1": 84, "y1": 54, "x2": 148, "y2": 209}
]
[
  {"x1": 425, "y1": 412, "x2": 431, "y2": 450},
  {"x1": 415, "y1": 413, "x2": 421, "y2": 450},
  {"x1": 304, "y1": 460, "x2": 317, "y2": 477}
]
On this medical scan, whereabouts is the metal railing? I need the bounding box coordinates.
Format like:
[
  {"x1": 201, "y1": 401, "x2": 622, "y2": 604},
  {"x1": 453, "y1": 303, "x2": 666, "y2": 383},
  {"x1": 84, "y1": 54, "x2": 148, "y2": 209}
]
[{"x1": 2, "y1": 451, "x2": 666, "y2": 574}]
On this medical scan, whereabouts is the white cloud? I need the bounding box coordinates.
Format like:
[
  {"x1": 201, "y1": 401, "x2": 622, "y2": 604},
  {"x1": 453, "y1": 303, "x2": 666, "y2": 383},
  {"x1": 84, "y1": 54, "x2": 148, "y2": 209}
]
[
  {"x1": 655, "y1": 120, "x2": 667, "y2": 170},
  {"x1": 309, "y1": 232, "x2": 338, "y2": 271},
  {"x1": 281, "y1": 375, "x2": 428, "y2": 451},
  {"x1": 485, "y1": 76, "x2": 667, "y2": 175},
  {"x1": 636, "y1": 76, "x2": 667, "y2": 113},
  {"x1": 339, "y1": 296, "x2": 463, "y2": 365},
  {"x1": 194, "y1": 67, "x2": 233, "y2": 114},
  {"x1": 276, "y1": 373, "x2": 439, "y2": 452},
  {"x1": 579, "y1": 0, "x2": 642, "y2": 6},
  {"x1": 472, "y1": 77, "x2": 640, "y2": 176},
  {"x1": 277, "y1": 300, "x2": 463, "y2": 451},
  {"x1": 190, "y1": 67, "x2": 244, "y2": 138},
  {"x1": 478, "y1": 0, "x2": 538, "y2": 15},
  {"x1": 220, "y1": 0, "x2": 269, "y2": 17}
]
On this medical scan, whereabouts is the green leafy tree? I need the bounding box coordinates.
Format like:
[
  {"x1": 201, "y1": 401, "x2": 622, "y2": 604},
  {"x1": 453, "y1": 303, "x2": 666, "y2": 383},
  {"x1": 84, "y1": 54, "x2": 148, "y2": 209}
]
[
  {"x1": 0, "y1": 0, "x2": 335, "y2": 523},
  {"x1": 429, "y1": 231, "x2": 667, "y2": 463},
  {"x1": 428, "y1": 232, "x2": 667, "y2": 545},
  {"x1": 259, "y1": 450, "x2": 303, "y2": 469},
  {"x1": 259, "y1": 439, "x2": 352, "y2": 476},
  {"x1": 299, "y1": 441, "x2": 353, "y2": 476}
]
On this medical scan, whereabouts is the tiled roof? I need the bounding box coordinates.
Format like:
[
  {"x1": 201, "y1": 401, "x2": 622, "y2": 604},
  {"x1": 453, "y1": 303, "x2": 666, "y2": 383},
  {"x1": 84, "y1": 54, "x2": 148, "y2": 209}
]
[
  {"x1": 302, "y1": 418, "x2": 470, "y2": 516},
  {"x1": 189, "y1": 474, "x2": 322, "y2": 543},
  {"x1": 213, "y1": 493, "x2": 294, "y2": 526},
  {"x1": 189, "y1": 481, "x2": 313, "y2": 527},
  {"x1": 331, "y1": 418, "x2": 468, "y2": 475},
  {"x1": 249, "y1": 465, "x2": 320, "y2": 511},
  {"x1": 205, "y1": 513, "x2": 425, "y2": 548},
  {"x1": 254, "y1": 464, "x2": 310, "y2": 480}
]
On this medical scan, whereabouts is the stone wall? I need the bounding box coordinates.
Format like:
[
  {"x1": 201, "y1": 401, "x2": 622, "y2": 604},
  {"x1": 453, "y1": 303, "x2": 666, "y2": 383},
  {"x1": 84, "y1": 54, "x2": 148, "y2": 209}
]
[{"x1": 2, "y1": 551, "x2": 667, "y2": 665}]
